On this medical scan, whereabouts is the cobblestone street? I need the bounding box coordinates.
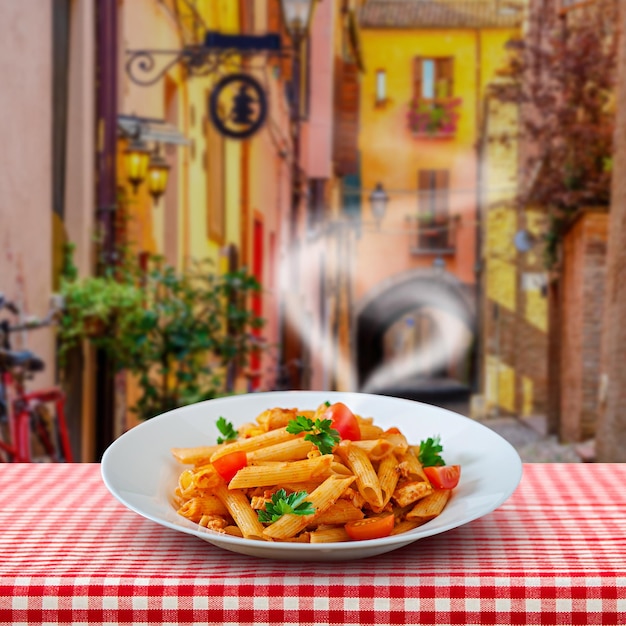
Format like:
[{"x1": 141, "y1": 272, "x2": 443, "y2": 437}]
[{"x1": 477, "y1": 414, "x2": 587, "y2": 463}]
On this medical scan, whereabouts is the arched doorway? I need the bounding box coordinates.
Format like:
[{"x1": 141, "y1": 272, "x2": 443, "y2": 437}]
[{"x1": 355, "y1": 268, "x2": 476, "y2": 409}]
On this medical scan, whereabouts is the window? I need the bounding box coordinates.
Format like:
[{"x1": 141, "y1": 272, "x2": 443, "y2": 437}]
[
  {"x1": 376, "y1": 69, "x2": 386, "y2": 103},
  {"x1": 414, "y1": 57, "x2": 454, "y2": 101},
  {"x1": 417, "y1": 170, "x2": 451, "y2": 250},
  {"x1": 418, "y1": 170, "x2": 449, "y2": 217}
]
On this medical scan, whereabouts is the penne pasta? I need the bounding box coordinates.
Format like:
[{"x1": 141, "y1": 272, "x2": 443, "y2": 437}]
[
  {"x1": 351, "y1": 438, "x2": 394, "y2": 461},
  {"x1": 335, "y1": 441, "x2": 384, "y2": 509},
  {"x1": 170, "y1": 402, "x2": 460, "y2": 544},
  {"x1": 377, "y1": 453, "x2": 400, "y2": 508},
  {"x1": 246, "y1": 437, "x2": 314, "y2": 463},
  {"x1": 210, "y1": 426, "x2": 296, "y2": 462},
  {"x1": 171, "y1": 445, "x2": 220, "y2": 465},
  {"x1": 406, "y1": 489, "x2": 452, "y2": 522},
  {"x1": 228, "y1": 455, "x2": 334, "y2": 489},
  {"x1": 263, "y1": 475, "x2": 355, "y2": 540},
  {"x1": 358, "y1": 423, "x2": 385, "y2": 440},
  {"x1": 213, "y1": 479, "x2": 266, "y2": 540},
  {"x1": 310, "y1": 527, "x2": 352, "y2": 543}
]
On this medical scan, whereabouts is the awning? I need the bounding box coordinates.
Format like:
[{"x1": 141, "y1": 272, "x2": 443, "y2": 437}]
[{"x1": 118, "y1": 114, "x2": 189, "y2": 145}]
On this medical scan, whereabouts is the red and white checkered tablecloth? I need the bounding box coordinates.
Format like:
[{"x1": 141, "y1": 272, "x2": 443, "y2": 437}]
[{"x1": 0, "y1": 463, "x2": 624, "y2": 626}]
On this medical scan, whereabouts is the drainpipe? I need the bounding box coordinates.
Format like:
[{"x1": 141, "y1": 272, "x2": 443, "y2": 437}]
[
  {"x1": 95, "y1": 0, "x2": 118, "y2": 458},
  {"x1": 474, "y1": 28, "x2": 484, "y2": 397}
]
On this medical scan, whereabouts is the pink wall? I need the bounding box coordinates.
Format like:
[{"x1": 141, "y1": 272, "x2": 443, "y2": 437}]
[{"x1": 0, "y1": 0, "x2": 54, "y2": 386}]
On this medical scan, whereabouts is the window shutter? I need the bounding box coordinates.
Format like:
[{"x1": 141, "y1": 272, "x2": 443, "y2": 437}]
[
  {"x1": 333, "y1": 59, "x2": 360, "y2": 176},
  {"x1": 435, "y1": 58, "x2": 454, "y2": 98},
  {"x1": 418, "y1": 170, "x2": 432, "y2": 214},
  {"x1": 413, "y1": 57, "x2": 423, "y2": 100},
  {"x1": 434, "y1": 170, "x2": 450, "y2": 217}
]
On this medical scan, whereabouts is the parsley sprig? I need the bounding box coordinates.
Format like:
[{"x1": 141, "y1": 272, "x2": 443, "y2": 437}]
[
  {"x1": 418, "y1": 435, "x2": 446, "y2": 467},
  {"x1": 286, "y1": 415, "x2": 340, "y2": 455},
  {"x1": 216, "y1": 416, "x2": 238, "y2": 444},
  {"x1": 257, "y1": 489, "x2": 315, "y2": 523}
]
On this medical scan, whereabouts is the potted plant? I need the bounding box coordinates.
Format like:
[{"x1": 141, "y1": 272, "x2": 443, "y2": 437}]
[
  {"x1": 56, "y1": 245, "x2": 265, "y2": 419},
  {"x1": 408, "y1": 97, "x2": 462, "y2": 137}
]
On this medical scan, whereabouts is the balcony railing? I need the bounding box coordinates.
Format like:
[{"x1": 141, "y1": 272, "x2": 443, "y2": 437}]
[
  {"x1": 406, "y1": 214, "x2": 457, "y2": 255},
  {"x1": 407, "y1": 97, "x2": 462, "y2": 138}
]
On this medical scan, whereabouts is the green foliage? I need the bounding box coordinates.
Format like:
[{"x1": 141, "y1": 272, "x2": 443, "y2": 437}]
[
  {"x1": 286, "y1": 415, "x2": 340, "y2": 455},
  {"x1": 418, "y1": 435, "x2": 446, "y2": 467},
  {"x1": 57, "y1": 246, "x2": 265, "y2": 419},
  {"x1": 216, "y1": 416, "x2": 238, "y2": 444},
  {"x1": 257, "y1": 489, "x2": 315, "y2": 523}
]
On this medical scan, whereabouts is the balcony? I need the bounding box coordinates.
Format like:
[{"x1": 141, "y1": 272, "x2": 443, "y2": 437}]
[
  {"x1": 407, "y1": 97, "x2": 462, "y2": 138},
  {"x1": 407, "y1": 214, "x2": 457, "y2": 255}
]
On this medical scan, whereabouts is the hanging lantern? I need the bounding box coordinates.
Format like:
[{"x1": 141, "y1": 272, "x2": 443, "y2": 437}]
[
  {"x1": 147, "y1": 151, "x2": 170, "y2": 204},
  {"x1": 123, "y1": 138, "x2": 151, "y2": 193}
]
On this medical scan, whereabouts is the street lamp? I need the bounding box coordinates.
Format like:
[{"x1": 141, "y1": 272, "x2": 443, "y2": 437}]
[
  {"x1": 147, "y1": 149, "x2": 170, "y2": 205},
  {"x1": 279, "y1": 0, "x2": 317, "y2": 43},
  {"x1": 124, "y1": 138, "x2": 151, "y2": 193},
  {"x1": 369, "y1": 182, "x2": 389, "y2": 222}
]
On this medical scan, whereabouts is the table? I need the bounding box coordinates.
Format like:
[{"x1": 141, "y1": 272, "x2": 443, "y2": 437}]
[{"x1": 0, "y1": 463, "x2": 624, "y2": 625}]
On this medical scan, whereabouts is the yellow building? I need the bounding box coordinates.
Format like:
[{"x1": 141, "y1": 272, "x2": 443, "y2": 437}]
[{"x1": 349, "y1": 1, "x2": 529, "y2": 407}]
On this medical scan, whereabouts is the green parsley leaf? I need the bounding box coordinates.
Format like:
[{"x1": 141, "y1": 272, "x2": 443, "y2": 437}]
[
  {"x1": 324, "y1": 400, "x2": 331, "y2": 407},
  {"x1": 257, "y1": 489, "x2": 315, "y2": 523},
  {"x1": 418, "y1": 435, "x2": 446, "y2": 467},
  {"x1": 286, "y1": 415, "x2": 340, "y2": 455},
  {"x1": 216, "y1": 416, "x2": 238, "y2": 444}
]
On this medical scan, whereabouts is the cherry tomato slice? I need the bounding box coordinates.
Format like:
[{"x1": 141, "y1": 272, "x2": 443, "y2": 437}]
[
  {"x1": 323, "y1": 402, "x2": 361, "y2": 441},
  {"x1": 213, "y1": 451, "x2": 247, "y2": 482},
  {"x1": 423, "y1": 465, "x2": 461, "y2": 489},
  {"x1": 345, "y1": 514, "x2": 395, "y2": 541}
]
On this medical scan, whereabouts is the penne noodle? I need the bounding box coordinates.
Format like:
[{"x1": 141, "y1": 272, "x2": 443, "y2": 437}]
[
  {"x1": 255, "y1": 407, "x2": 299, "y2": 431},
  {"x1": 352, "y1": 438, "x2": 394, "y2": 461},
  {"x1": 213, "y1": 480, "x2": 266, "y2": 540},
  {"x1": 382, "y1": 432, "x2": 409, "y2": 455},
  {"x1": 263, "y1": 475, "x2": 355, "y2": 540},
  {"x1": 406, "y1": 489, "x2": 452, "y2": 522},
  {"x1": 397, "y1": 449, "x2": 430, "y2": 483},
  {"x1": 358, "y1": 424, "x2": 385, "y2": 440},
  {"x1": 177, "y1": 495, "x2": 228, "y2": 522},
  {"x1": 246, "y1": 437, "x2": 314, "y2": 463},
  {"x1": 310, "y1": 527, "x2": 352, "y2": 543},
  {"x1": 390, "y1": 519, "x2": 424, "y2": 535},
  {"x1": 171, "y1": 445, "x2": 220, "y2": 465},
  {"x1": 377, "y1": 453, "x2": 400, "y2": 507},
  {"x1": 229, "y1": 455, "x2": 334, "y2": 489},
  {"x1": 210, "y1": 426, "x2": 296, "y2": 462},
  {"x1": 309, "y1": 499, "x2": 364, "y2": 526},
  {"x1": 330, "y1": 461, "x2": 353, "y2": 476},
  {"x1": 335, "y1": 441, "x2": 384, "y2": 509}
]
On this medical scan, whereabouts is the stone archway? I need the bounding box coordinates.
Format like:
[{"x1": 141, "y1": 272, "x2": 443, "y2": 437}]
[{"x1": 354, "y1": 268, "x2": 476, "y2": 393}]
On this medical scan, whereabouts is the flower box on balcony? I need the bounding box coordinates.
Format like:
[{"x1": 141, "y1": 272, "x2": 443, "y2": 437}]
[{"x1": 407, "y1": 97, "x2": 462, "y2": 138}]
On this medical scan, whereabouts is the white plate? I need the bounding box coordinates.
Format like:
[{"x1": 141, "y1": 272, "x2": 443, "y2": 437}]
[{"x1": 101, "y1": 391, "x2": 522, "y2": 561}]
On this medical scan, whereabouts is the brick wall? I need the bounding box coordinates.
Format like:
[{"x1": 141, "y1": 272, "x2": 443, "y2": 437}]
[{"x1": 559, "y1": 210, "x2": 608, "y2": 442}]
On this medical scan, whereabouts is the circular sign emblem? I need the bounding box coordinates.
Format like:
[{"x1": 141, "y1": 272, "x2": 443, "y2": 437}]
[{"x1": 209, "y1": 73, "x2": 268, "y2": 140}]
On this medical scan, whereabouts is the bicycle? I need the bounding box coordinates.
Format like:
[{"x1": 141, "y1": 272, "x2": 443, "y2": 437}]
[{"x1": 0, "y1": 294, "x2": 73, "y2": 463}]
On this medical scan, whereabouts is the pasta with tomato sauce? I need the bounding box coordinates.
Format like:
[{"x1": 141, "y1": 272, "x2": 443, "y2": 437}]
[{"x1": 170, "y1": 401, "x2": 460, "y2": 543}]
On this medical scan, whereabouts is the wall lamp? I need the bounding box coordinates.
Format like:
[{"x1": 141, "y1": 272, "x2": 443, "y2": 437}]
[
  {"x1": 119, "y1": 115, "x2": 185, "y2": 206},
  {"x1": 279, "y1": 0, "x2": 317, "y2": 44},
  {"x1": 369, "y1": 182, "x2": 390, "y2": 222}
]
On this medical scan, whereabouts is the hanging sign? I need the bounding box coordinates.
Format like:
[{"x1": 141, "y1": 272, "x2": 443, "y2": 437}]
[{"x1": 209, "y1": 73, "x2": 268, "y2": 140}]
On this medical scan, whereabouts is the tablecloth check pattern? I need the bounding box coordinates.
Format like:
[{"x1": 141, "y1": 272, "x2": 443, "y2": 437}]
[{"x1": 0, "y1": 463, "x2": 624, "y2": 626}]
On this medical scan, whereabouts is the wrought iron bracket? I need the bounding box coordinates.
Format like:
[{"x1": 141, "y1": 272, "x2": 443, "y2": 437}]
[{"x1": 125, "y1": 32, "x2": 285, "y2": 87}]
